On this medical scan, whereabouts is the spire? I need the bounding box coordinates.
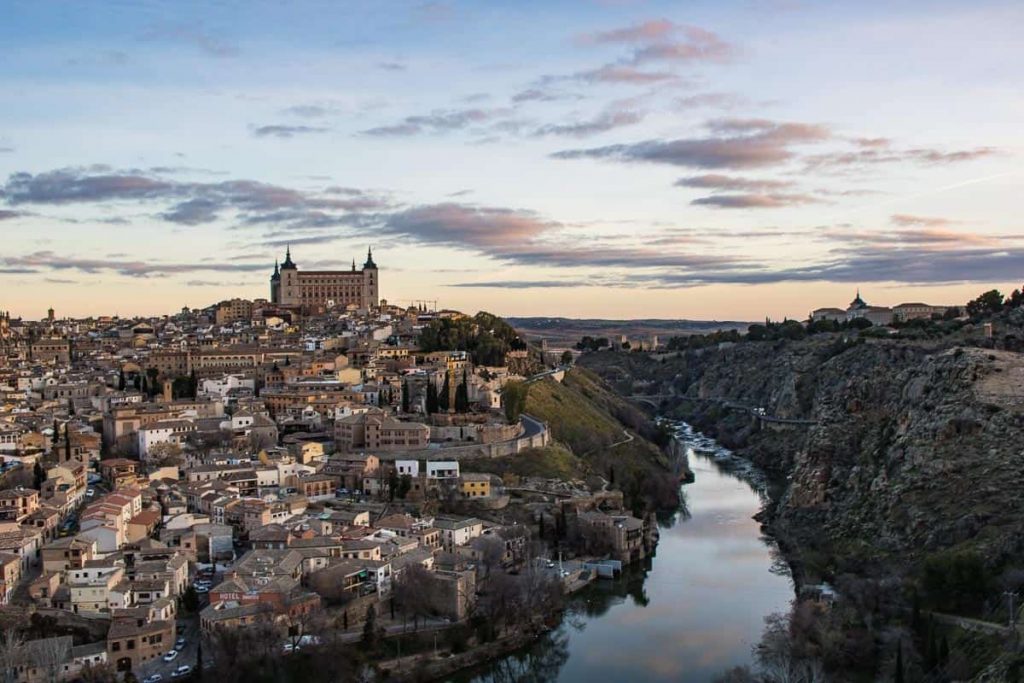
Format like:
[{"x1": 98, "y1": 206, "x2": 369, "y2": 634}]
[
  {"x1": 363, "y1": 245, "x2": 377, "y2": 269},
  {"x1": 281, "y1": 246, "x2": 296, "y2": 269},
  {"x1": 352, "y1": 259, "x2": 356, "y2": 272}
]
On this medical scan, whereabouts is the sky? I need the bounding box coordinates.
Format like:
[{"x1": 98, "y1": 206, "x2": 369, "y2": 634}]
[{"x1": 1, "y1": 0, "x2": 1022, "y2": 321}]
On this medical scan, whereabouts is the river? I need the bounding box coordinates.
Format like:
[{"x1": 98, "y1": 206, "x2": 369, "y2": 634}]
[{"x1": 454, "y1": 421, "x2": 795, "y2": 683}]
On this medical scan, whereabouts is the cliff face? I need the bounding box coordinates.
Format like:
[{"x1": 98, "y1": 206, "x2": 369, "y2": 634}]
[{"x1": 582, "y1": 338, "x2": 1024, "y2": 576}]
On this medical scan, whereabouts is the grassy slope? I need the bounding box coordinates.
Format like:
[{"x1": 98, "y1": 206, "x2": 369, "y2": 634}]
[{"x1": 519, "y1": 368, "x2": 678, "y2": 510}]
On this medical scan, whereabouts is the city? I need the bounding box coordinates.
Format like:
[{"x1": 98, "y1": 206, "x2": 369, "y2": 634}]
[{"x1": 3, "y1": 2, "x2": 1023, "y2": 682}]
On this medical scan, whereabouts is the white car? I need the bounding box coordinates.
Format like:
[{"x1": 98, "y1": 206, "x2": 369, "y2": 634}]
[
  {"x1": 143, "y1": 675, "x2": 163, "y2": 683},
  {"x1": 171, "y1": 665, "x2": 192, "y2": 678},
  {"x1": 162, "y1": 650, "x2": 178, "y2": 662},
  {"x1": 175, "y1": 637, "x2": 186, "y2": 649},
  {"x1": 86, "y1": 489, "x2": 95, "y2": 497},
  {"x1": 194, "y1": 584, "x2": 209, "y2": 593}
]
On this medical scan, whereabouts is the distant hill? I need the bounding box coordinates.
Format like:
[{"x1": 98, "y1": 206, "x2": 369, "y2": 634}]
[{"x1": 506, "y1": 317, "x2": 752, "y2": 348}]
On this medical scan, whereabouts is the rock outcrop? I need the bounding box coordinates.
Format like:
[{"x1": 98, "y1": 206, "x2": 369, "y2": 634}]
[{"x1": 582, "y1": 337, "x2": 1024, "y2": 578}]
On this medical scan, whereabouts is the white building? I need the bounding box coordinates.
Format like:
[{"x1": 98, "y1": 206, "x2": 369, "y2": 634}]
[
  {"x1": 395, "y1": 460, "x2": 419, "y2": 478},
  {"x1": 137, "y1": 419, "x2": 196, "y2": 459},
  {"x1": 426, "y1": 461, "x2": 459, "y2": 479}
]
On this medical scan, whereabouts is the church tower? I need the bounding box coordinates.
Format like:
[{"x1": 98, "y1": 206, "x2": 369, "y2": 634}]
[
  {"x1": 270, "y1": 259, "x2": 280, "y2": 304},
  {"x1": 362, "y1": 246, "x2": 379, "y2": 309}
]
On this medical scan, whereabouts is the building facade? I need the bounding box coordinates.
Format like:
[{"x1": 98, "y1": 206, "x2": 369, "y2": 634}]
[{"x1": 270, "y1": 247, "x2": 379, "y2": 311}]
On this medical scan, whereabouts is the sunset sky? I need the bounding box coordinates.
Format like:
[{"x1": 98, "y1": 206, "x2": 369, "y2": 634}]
[{"x1": 2, "y1": 0, "x2": 1022, "y2": 321}]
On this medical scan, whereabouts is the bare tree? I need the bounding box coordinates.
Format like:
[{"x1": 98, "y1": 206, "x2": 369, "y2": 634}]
[
  {"x1": 35, "y1": 636, "x2": 72, "y2": 683},
  {"x1": 392, "y1": 564, "x2": 436, "y2": 629},
  {"x1": 0, "y1": 628, "x2": 23, "y2": 683}
]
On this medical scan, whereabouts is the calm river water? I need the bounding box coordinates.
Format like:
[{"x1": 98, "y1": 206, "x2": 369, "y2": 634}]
[{"x1": 454, "y1": 422, "x2": 795, "y2": 683}]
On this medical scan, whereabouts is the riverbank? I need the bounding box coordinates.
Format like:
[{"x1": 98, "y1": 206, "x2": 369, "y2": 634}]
[{"x1": 441, "y1": 423, "x2": 794, "y2": 682}]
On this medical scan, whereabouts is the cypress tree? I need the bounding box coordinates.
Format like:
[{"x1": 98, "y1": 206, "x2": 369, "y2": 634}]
[
  {"x1": 118, "y1": 368, "x2": 126, "y2": 391},
  {"x1": 64, "y1": 425, "x2": 71, "y2": 462},
  {"x1": 426, "y1": 382, "x2": 439, "y2": 414},
  {"x1": 52, "y1": 419, "x2": 59, "y2": 447},
  {"x1": 439, "y1": 372, "x2": 450, "y2": 412},
  {"x1": 401, "y1": 382, "x2": 410, "y2": 413}
]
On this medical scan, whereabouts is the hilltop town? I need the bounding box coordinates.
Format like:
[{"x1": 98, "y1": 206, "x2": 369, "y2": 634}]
[{"x1": 0, "y1": 251, "x2": 664, "y2": 682}]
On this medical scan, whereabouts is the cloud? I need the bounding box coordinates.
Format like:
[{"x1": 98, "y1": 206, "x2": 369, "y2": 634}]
[
  {"x1": 377, "y1": 61, "x2": 406, "y2": 71},
  {"x1": 890, "y1": 213, "x2": 955, "y2": 227},
  {"x1": 554, "y1": 118, "x2": 829, "y2": 169},
  {"x1": 43, "y1": 278, "x2": 78, "y2": 284},
  {"x1": 158, "y1": 198, "x2": 221, "y2": 225},
  {"x1": 577, "y1": 20, "x2": 735, "y2": 65},
  {"x1": 252, "y1": 125, "x2": 328, "y2": 138},
  {"x1": 281, "y1": 105, "x2": 338, "y2": 118},
  {"x1": 675, "y1": 174, "x2": 795, "y2": 192},
  {"x1": 805, "y1": 145, "x2": 998, "y2": 170},
  {"x1": 511, "y1": 88, "x2": 582, "y2": 103},
  {"x1": 577, "y1": 19, "x2": 677, "y2": 45},
  {"x1": 563, "y1": 64, "x2": 680, "y2": 85},
  {"x1": 360, "y1": 108, "x2": 510, "y2": 136},
  {"x1": 4, "y1": 169, "x2": 176, "y2": 204},
  {"x1": 0, "y1": 210, "x2": 23, "y2": 220},
  {"x1": 0, "y1": 147, "x2": 13, "y2": 153},
  {"x1": 0, "y1": 251, "x2": 269, "y2": 278},
  {"x1": 448, "y1": 280, "x2": 589, "y2": 289},
  {"x1": 691, "y1": 193, "x2": 820, "y2": 209},
  {"x1": 532, "y1": 109, "x2": 644, "y2": 138},
  {"x1": 382, "y1": 204, "x2": 553, "y2": 249},
  {"x1": 676, "y1": 93, "x2": 747, "y2": 110},
  {"x1": 141, "y1": 23, "x2": 239, "y2": 57},
  {"x1": 2, "y1": 167, "x2": 391, "y2": 229}
]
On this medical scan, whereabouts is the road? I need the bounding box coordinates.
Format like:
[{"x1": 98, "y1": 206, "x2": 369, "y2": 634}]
[
  {"x1": 135, "y1": 618, "x2": 200, "y2": 681},
  {"x1": 519, "y1": 413, "x2": 546, "y2": 439}
]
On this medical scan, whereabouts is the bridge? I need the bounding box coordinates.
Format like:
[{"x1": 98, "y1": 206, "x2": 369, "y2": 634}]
[{"x1": 628, "y1": 394, "x2": 818, "y2": 426}]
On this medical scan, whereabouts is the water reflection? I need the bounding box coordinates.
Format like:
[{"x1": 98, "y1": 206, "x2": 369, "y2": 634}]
[{"x1": 454, "y1": 423, "x2": 794, "y2": 683}]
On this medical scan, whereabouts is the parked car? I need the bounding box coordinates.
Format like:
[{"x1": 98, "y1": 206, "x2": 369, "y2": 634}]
[
  {"x1": 162, "y1": 650, "x2": 178, "y2": 662},
  {"x1": 194, "y1": 584, "x2": 209, "y2": 593},
  {"x1": 175, "y1": 636, "x2": 186, "y2": 649},
  {"x1": 171, "y1": 665, "x2": 192, "y2": 678},
  {"x1": 143, "y1": 675, "x2": 163, "y2": 683},
  {"x1": 85, "y1": 489, "x2": 95, "y2": 497}
]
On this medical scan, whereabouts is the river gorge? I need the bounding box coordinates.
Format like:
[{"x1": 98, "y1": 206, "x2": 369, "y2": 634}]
[{"x1": 455, "y1": 422, "x2": 795, "y2": 682}]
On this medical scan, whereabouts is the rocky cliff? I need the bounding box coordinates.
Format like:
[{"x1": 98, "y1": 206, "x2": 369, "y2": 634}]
[{"x1": 582, "y1": 335, "x2": 1024, "y2": 581}]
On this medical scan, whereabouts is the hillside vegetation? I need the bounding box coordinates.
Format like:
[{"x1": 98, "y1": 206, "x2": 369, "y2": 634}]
[{"x1": 522, "y1": 368, "x2": 679, "y2": 512}]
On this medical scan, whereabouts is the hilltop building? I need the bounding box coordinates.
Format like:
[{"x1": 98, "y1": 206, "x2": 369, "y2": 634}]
[
  {"x1": 811, "y1": 290, "x2": 954, "y2": 326},
  {"x1": 270, "y1": 247, "x2": 379, "y2": 312}
]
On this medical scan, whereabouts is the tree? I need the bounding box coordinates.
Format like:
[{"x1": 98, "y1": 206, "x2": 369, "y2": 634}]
[
  {"x1": 63, "y1": 425, "x2": 71, "y2": 462},
  {"x1": 894, "y1": 639, "x2": 904, "y2": 683},
  {"x1": 455, "y1": 370, "x2": 469, "y2": 413},
  {"x1": 361, "y1": 604, "x2": 380, "y2": 650},
  {"x1": 966, "y1": 289, "x2": 1004, "y2": 317},
  {"x1": 51, "y1": 419, "x2": 59, "y2": 448},
  {"x1": 560, "y1": 350, "x2": 573, "y2": 366},
  {"x1": 392, "y1": 565, "x2": 436, "y2": 629},
  {"x1": 33, "y1": 461, "x2": 46, "y2": 489},
  {"x1": 386, "y1": 468, "x2": 398, "y2": 502},
  {"x1": 396, "y1": 474, "x2": 412, "y2": 500},
  {"x1": 36, "y1": 636, "x2": 71, "y2": 683},
  {"x1": 0, "y1": 627, "x2": 23, "y2": 683},
  {"x1": 502, "y1": 381, "x2": 529, "y2": 424},
  {"x1": 181, "y1": 585, "x2": 200, "y2": 613},
  {"x1": 426, "y1": 382, "x2": 439, "y2": 415},
  {"x1": 117, "y1": 368, "x2": 126, "y2": 391},
  {"x1": 439, "y1": 372, "x2": 450, "y2": 412}
]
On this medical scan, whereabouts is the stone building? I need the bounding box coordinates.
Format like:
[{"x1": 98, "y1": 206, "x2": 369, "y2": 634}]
[{"x1": 270, "y1": 246, "x2": 379, "y2": 311}]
